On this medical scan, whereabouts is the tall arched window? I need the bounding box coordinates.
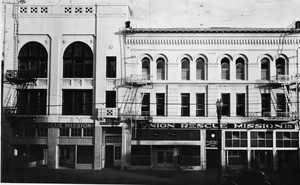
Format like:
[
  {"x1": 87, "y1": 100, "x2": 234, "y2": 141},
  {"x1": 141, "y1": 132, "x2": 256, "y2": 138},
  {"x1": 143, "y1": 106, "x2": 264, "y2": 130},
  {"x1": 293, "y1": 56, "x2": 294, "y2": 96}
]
[
  {"x1": 181, "y1": 58, "x2": 190, "y2": 80},
  {"x1": 156, "y1": 58, "x2": 165, "y2": 80},
  {"x1": 221, "y1": 58, "x2": 230, "y2": 80},
  {"x1": 18, "y1": 42, "x2": 48, "y2": 78},
  {"x1": 236, "y1": 57, "x2": 245, "y2": 80},
  {"x1": 276, "y1": 57, "x2": 285, "y2": 76},
  {"x1": 196, "y1": 58, "x2": 205, "y2": 80},
  {"x1": 142, "y1": 57, "x2": 150, "y2": 80},
  {"x1": 63, "y1": 42, "x2": 93, "y2": 78},
  {"x1": 261, "y1": 58, "x2": 270, "y2": 80}
]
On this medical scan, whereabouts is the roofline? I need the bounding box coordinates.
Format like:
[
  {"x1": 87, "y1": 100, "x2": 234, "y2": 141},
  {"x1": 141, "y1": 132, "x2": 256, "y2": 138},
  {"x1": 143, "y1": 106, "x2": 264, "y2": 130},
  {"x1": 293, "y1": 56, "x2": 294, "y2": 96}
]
[{"x1": 124, "y1": 27, "x2": 300, "y2": 34}]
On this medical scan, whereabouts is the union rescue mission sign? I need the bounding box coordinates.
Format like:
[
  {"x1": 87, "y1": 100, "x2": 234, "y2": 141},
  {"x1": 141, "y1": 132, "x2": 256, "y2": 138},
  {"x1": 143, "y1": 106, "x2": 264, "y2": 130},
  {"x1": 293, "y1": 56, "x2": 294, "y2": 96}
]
[
  {"x1": 11, "y1": 122, "x2": 94, "y2": 128},
  {"x1": 138, "y1": 122, "x2": 299, "y2": 130}
]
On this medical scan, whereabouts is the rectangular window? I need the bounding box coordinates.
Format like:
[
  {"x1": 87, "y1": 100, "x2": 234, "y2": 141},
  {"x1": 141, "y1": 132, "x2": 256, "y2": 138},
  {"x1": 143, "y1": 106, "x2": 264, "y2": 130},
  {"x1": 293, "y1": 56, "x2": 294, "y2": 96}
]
[
  {"x1": 251, "y1": 131, "x2": 273, "y2": 147},
  {"x1": 106, "y1": 91, "x2": 116, "y2": 108},
  {"x1": 261, "y1": 93, "x2": 271, "y2": 117},
  {"x1": 225, "y1": 131, "x2": 247, "y2": 147},
  {"x1": 196, "y1": 93, "x2": 205, "y2": 116},
  {"x1": 277, "y1": 93, "x2": 286, "y2": 116},
  {"x1": 77, "y1": 146, "x2": 93, "y2": 164},
  {"x1": 37, "y1": 128, "x2": 48, "y2": 137},
  {"x1": 83, "y1": 128, "x2": 94, "y2": 137},
  {"x1": 62, "y1": 90, "x2": 92, "y2": 115},
  {"x1": 181, "y1": 93, "x2": 190, "y2": 116},
  {"x1": 142, "y1": 93, "x2": 150, "y2": 117},
  {"x1": 276, "y1": 132, "x2": 299, "y2": 147},
  {"x1": 114, "y1": 146, "x2": 121, "y2": 160},
  {"x1": 24, "y1": 128, "x2": 36, "y2": 137},
  {"x1": 156, "y1": 93, "x2": 165, "y2": 116},
  {"x1": 106, "y1": 56, "x2": 116, "y2": 78},
  {"x1": 236, "y1": 93, "x2": 245, "y2": 116},
  {"x1": 71, "y1": 128, "x2": 82, "y2": 137},
  {"x1": 17, "y1": 89, "x2": 47, "y2": 115},
  {"x1": 221, "y1": 93, "x2": 230, "y2": 116},
  {"x1": 59, "y1": 128, "x2": 70, "y2": 137}
]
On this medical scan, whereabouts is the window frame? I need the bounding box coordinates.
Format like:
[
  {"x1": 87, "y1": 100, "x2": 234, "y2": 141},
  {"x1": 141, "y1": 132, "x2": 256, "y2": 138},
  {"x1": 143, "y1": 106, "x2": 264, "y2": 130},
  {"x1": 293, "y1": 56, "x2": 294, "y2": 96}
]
[
  {"x1": 181, "y1": 58, "x2": 190, "y2": 80},
  {"x1": 221, "y1": 58, "x2": 230, "y2": 80},
  {"x1": 106, "y1": 56, "x2": 117, "y2": 78},
  {"x1": 196, "y1": 93, "x2": 205, "y2": 117},
  {"x1": 156, "y1": 58, "x2": 166, "y2": 80},
  {"x1": 181, "y1": 93, "x2": 190, "y2": 116},
  {"x1": 196, "y1": 58, "x2": 205, "y2": 80}
]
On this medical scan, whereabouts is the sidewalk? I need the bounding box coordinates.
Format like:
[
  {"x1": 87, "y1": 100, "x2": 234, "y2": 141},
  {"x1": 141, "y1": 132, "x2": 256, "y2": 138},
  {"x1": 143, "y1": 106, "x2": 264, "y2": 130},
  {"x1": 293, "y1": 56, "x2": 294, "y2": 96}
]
[{"x1": 1, "y1": 167, "x2": 300, "y2": 185}]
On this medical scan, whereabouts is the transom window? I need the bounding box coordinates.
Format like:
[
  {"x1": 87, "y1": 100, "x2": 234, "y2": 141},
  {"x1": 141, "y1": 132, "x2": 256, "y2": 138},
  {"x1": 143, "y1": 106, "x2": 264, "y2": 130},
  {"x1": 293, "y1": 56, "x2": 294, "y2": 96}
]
[
  {"x1": 18, "y1": 41, "x2": 48, "y2": 78},
  {"x1": 63, "y1": 41, "x2": 93, "y2": 78},
  {"x1": 225, "y1": 131, "x2": 247, "y2": 147},
  {"x1": 251, "y1": 131, "x2": 273, "y2": 147},
  {"x1": 276, "y1": 132, "x2": 298, "y2": 147}
]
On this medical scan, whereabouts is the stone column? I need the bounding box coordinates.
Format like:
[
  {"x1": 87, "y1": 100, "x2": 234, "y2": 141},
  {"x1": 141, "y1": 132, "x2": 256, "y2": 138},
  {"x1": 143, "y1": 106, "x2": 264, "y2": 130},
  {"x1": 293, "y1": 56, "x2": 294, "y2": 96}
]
[
  {"x1": 94, "y1": 122, "x2": 102, "y2": 169},
  {"x1": 47, "y1": 128, "x2": 59, "y2": 169}
]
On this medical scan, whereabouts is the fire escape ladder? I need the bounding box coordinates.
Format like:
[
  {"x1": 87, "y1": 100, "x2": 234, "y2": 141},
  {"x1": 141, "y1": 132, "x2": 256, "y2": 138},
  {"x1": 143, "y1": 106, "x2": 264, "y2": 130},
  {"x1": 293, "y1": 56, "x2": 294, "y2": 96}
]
[
  {"x1": 121, "y1": 87, "x2": 138, "y2": 119},
  {"x1": 282, "y1": 84, "x2": 294, "y2": 113}
]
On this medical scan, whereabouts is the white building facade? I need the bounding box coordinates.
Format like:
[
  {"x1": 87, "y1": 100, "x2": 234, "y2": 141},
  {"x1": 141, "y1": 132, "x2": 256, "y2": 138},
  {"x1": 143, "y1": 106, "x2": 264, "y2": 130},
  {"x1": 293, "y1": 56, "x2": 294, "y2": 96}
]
[{"x1": 1, "y1": 0, "x2": 300, "y2": 171}]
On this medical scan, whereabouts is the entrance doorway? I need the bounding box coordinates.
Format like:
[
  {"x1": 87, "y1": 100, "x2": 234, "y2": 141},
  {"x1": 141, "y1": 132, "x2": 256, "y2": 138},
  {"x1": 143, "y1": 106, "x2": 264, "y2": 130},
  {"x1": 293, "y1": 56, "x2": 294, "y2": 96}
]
[
  {"x1": 105, "y1": 145, "x2": 114, "y2": 167},
  {"x1": 59, "y1": 146, "x2": 75, "y2": 168},
  {"x1": 155, "y1": 150, "x2": 174, "y2": 168},
  {"x1": 206, "y1": 149, "x2": 219, "y2": 169}
]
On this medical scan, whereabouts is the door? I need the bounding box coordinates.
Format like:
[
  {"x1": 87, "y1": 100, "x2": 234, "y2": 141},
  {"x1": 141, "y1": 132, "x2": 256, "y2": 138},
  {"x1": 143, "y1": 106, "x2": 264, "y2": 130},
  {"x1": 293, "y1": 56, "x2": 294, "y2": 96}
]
[
  {"x1": 105, "y1": 145, "x2": 114, "y2": 167},
  {"x1": 206, "y1": 149, "x2": 219, "y2": 169},
  {"x1": 155, "y1": 150, "x2": 174, "y2": 168}
]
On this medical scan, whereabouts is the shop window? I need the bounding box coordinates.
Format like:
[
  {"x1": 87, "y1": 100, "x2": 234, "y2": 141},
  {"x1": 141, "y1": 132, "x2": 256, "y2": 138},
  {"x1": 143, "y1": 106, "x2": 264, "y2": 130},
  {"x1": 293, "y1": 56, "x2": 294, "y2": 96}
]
[
  {"x1": 156, "y1": 58, "x2": 165, "y2": 80},
  {"x1": 196, "y1": 58, "x2": 205, "y2": 80},
  {"x1": 114, "y1": 146, "x2": 121, "y2": 160},
  {"x1": 156, "y1": 93, "x2": 165, "y2": 116},
  {"x1": 181, "y1": 93, "x2": 190, "y2": 116},
  {"x1": 261, "y1": 93, "x2": 271, "y2": 117},
  {"x1": 60, "y1": 128, "x2": 70, "y2": 137},
  {"x1": 221, "y1": 58, "x2": 230, "y2": 80},
  {"x1": 60, "y1": 147, "x2": 71, "y2": 160},
  {"x1": 179, "y1": 146, "x2": 200, "y2": 165},
  {"x1": 221, "y1": 93, "x2": 230, "y2": 116},
  {"x1": 37, "y1": 128, "x2": 48, "y2": 137},
  {"x1": 63, "y1": 41, "x2": 93, "y2": 78},
  {"x1": 83, "y1": 128, "x2": 94, "y2": 137},
  {"x1": 236, "y1": 58, "x2": 245, "y2": 80},
  {"x1": 77, "y1": 146, "x2": 93, "y2": 164},
  {"x1": 142, "y1": 93, "x2": 150, "y2": 117},
  {"x1": 251, "y1": 131, "x2": 273, "y2": 147},
  {"x1": 196, "y1": 93, "x2": 205, "y2": 116},
  {"x1": 261, "y1": 58, "x2": 270, "y2": 80},
  {"x1": 225, "y1": 131, "x2": 247, "y2": 147},
  {"x1": 277, "y1": 93, "x2": 286, "y2": 116},
  {"x1": 24, "y1": 128, "x2": 36, "y2": 137},
  {"x1": 236, "y1": 93, "x2": 245, "y2": 116},
  {"x1": 71, "y1": 128, "x2": 82, "y2": 137},
  {"x1": 228, "y1": 150, "x2": 247, "y2": 165},
  {"x1": 131, "y1": 145, "x2": 150, "y2": 165},
  {"x1": 276, "y1": 132, "x2": 299, "y2": 147},
  {"x1": 17, "y1": 89, "x2": 47, "y2": 115},
  {"x1": 13, "y1": 128, "x2": 24, "y2": 137},
  {"x1": 18, "y1": 41, "x2": 48, "y2": 78},
  {"x1": 142, "y1": 57, "x2": 150, "y2": 80},
  {"x1": 181, "y1": 58, "x2": 190, "y2": 80},
  {"x1": 106, "y1": 56, "x2": 116, "y2": 78},
  {"x1": 62, "y1": 90, "x2": 92, "y2": 115},
  {"x1": 106, "y1": 91, "x2": 116, "y2": 108}
]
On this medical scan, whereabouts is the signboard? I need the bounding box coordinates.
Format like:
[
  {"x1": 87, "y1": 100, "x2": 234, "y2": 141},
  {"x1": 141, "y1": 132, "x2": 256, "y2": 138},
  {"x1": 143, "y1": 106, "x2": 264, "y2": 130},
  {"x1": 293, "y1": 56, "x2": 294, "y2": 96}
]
[
  {"x1": 137, "y1": 122, "x2": 298, "y2": 130},
  {"x1": 206, "y1": 130, "x2": 219, "y2": 148},
  {"x1": 11, "y1": 122, "x2": 94, "y2": 128}
]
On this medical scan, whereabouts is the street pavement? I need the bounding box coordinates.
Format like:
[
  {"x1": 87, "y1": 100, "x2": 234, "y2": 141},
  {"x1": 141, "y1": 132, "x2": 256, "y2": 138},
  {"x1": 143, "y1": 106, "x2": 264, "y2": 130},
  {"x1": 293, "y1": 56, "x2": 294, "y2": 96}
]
[{"x1": 1, "y1": 167, "x2": 300, "y2": 185}]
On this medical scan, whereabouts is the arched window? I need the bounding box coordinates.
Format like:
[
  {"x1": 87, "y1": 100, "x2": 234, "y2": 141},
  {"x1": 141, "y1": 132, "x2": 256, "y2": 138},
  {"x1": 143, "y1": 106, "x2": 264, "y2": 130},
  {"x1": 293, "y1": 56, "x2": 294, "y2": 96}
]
[
  {"x1": 156, "y1": 58, "x2": 165, "y2": 80},
  {"x1": 196, "y1": 58, "x2": 205, "y2": 80},
  {"x1": 181, "y1": 58, "x2": 190, "y2": 80},
  {"x1": 221, "y1": 58, "x2": 230, "y2": 80},
  {"x1": 236, "y1": 57, "x2": 245, "y2": 80},
  {"x1": 261, "y1": 58, "x2": 270, "y2": 80},
  {"x1": 142, "y1": 57, "x2": 150, "y2": 80},
  {"x1": 18, "y1": 42, "x2": 48, "y2": 78},
  {"x1": 276, "y1": 57, "x2": 285, "y2": 76},
  {"x1": 63, "y1": 42, "x2": 93, "y2": 78}
]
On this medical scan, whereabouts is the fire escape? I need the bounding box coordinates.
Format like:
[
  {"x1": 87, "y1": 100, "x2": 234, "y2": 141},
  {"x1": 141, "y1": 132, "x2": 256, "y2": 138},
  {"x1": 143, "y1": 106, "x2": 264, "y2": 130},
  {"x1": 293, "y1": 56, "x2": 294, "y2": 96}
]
[{"x1": 255, "y1": 74, "x2": 300, "y2": 121}]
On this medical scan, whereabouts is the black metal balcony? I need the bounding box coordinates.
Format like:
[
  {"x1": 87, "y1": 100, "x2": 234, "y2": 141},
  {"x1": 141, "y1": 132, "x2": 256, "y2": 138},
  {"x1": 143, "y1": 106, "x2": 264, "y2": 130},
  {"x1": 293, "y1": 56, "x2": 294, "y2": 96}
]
[{"x1": 5, "y1": 70, "x2": 41, "y2": 85}]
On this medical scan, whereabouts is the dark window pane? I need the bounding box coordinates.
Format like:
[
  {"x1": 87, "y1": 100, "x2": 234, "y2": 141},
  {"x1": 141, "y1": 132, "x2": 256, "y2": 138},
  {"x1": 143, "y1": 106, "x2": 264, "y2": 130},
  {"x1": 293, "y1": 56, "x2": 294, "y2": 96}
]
[
  {"x1": 106, "y1": 57, "x2": 116, "y2": 78},
  {"x1": 276, "y1": 140, "x2": 283, "y2": 147},
  {"x1": 196, "y1": 93, "x2": 205, "y2": 116},
  {"x1": 63, "y1": 90, "x2": 92, "y2": 115},
  {"x1": 106, "y1": 91, "x2": 116, "y2": 108},
  {"x1": 156, "y1": 93, "x2": 165, "y2": 116},
  {"x1": 225, "y1": 140, "x2": 232, "y2": 147},
  {"x1": 221, "y1": 93, "x2": 230, "y2": 116},
  {"x1": 181, "y1": 93, "x2": 190, "y2": 116}
]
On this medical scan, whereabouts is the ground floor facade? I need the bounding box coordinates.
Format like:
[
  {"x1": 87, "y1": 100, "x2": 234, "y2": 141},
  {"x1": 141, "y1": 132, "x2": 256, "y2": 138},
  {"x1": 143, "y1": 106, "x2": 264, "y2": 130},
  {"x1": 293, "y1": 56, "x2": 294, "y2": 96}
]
[{"x1": 2, "y1": 118, "x2": 300, "y2": 171}]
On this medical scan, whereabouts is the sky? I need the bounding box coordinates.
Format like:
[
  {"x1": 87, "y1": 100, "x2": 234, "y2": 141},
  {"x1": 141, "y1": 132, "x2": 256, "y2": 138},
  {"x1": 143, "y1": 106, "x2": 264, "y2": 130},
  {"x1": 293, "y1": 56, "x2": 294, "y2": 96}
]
[{"x1": 128, "y1": 0, "x2": 300, "y2": 28}]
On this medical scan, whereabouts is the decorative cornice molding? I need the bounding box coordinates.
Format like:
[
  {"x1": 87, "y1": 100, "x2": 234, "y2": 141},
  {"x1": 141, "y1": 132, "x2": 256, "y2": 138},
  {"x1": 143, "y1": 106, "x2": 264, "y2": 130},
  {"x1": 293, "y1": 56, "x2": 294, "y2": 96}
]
[{"x1": 126, "y1": 38, "x2": 300, "y2": 46}]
